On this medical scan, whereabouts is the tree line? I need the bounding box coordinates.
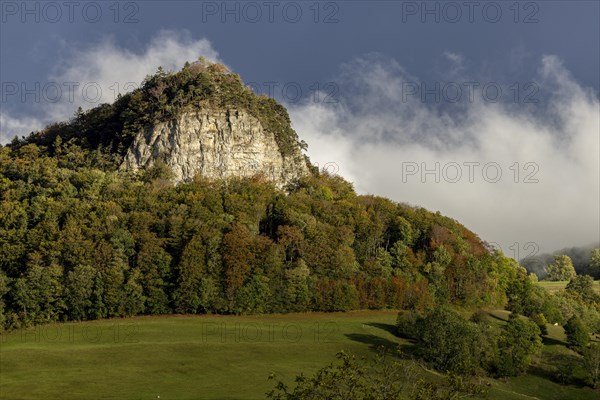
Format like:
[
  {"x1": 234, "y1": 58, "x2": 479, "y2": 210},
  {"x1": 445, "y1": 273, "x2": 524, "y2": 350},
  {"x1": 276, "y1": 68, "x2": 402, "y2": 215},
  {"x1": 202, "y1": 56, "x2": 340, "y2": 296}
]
[{"x1": 0, "y1": 139, "x2": 522, "y2": 330}]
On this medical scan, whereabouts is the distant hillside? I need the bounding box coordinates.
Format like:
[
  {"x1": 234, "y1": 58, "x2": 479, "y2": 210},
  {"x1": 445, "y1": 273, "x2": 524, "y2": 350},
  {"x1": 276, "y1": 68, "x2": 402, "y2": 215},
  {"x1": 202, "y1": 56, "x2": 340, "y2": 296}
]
[{"x1": 521, "y1": 243, "x2": 600, "y2": 279}]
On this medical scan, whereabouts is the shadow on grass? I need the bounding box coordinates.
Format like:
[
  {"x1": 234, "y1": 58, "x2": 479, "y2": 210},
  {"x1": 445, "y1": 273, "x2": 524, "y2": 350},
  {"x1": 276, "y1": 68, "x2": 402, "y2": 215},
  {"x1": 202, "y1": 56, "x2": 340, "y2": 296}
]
[
  {"x1": 526, "y1": 363, "x2": 589, "y2": 389},
  {"x1": 487, "y1": 312, "x2": 509, "y2": 323},
  {"x1": 344, "y1": 332, "x2": 421, "y2": 360},
  {"x1": 542, "y1": 336, "x2": 568, "y2": 347},
  {"x1": 364, "y1": 322, "x2": 397, "y2": 336},
  {"x1": 344, "y1": 333, "x2": 399, "y2": 352},
  {"x1": 526, "y1": 350, "x2": 589, "y2": 388}
]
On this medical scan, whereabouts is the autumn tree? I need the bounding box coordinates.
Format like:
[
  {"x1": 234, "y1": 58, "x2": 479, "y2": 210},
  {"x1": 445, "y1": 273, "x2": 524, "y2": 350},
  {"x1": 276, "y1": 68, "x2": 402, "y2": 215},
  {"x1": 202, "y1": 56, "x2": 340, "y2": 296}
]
[{"x1": 222, "y1": 224, "x2": 255, "y2": 312}]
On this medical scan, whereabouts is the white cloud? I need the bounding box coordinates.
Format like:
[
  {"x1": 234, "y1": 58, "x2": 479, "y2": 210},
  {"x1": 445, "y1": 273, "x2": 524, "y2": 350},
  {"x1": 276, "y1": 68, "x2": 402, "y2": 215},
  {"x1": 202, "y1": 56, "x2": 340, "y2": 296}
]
[
  {"x1": 0, "y1": 113, "x2": 45, "y2": 143},
  {"x1": 0, "y1": 30, "x2": 220, "y2": 143},
  {"x1": 443, "y1": 51, "x2": 465, "y2": 76},
  {"x1": 288, "y1": 54, "x2": 600, "y2": 255}
]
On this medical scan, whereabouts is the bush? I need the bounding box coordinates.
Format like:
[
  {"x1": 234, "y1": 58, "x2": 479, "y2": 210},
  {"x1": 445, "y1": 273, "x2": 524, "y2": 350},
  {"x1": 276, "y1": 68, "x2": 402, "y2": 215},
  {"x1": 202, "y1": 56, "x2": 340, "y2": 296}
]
[
  {"x1": 416, "y1": 307, "x2": 484, "y2": 375},
  {"x1": 530, "y1": 313, "x2": 548, "y2": 335},
  {"x1": 396, "y1": 310, "x2": 420, "y2": 340},
  {"x1": 494, "y1": 317, "x2": 542, "y2": 377},
  {"x1": 566, "y1": 275, "x2": 598, "y2": 303},
  {"x1": 563, "y1": 315, "x2": 589, "y2": 351},
  {"x1": 469, "y1": 309, "x2": 490, "y2": 325},
  {"x1": 583, "y1": 343, "x2": 600, "y2": 388}
]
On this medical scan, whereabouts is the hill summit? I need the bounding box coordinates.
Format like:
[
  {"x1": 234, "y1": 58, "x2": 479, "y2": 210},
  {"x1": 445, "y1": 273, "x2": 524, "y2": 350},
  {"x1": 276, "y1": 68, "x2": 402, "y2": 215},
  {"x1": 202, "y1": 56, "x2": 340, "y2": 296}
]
[
  {"x1": 19, "y1": 59, "x2": 311, "y2": 188},
  {"x1": 119, "y1": 60, "x2": 310, "y2": 187}
]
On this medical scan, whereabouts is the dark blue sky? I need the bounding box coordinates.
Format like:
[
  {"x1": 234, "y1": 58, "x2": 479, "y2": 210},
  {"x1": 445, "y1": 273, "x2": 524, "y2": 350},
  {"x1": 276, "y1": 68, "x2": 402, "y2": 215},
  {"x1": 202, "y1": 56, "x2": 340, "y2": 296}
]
[{"x1": 1, "y1": 1, "x2": 599, "y2": 100}]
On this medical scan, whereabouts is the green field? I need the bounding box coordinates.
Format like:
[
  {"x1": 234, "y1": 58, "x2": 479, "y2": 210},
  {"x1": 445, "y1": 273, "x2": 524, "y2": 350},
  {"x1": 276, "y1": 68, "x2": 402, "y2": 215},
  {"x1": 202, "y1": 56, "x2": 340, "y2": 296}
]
[
  {"x1": 539, "y1": 280, "x2": 600, "y2": 294},
  {"x1": 0, "y1": 311, "x2": 597, "y2": 400}
]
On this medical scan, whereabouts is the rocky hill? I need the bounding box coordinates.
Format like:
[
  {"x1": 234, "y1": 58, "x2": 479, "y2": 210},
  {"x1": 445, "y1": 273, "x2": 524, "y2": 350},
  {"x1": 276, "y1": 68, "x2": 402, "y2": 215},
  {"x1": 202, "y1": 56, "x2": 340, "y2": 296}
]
[
  {"x1": 120, "y1": 108, "x2": 308, "y2": 187},
  {"x1": 15, "y1": 59, "x2": 311, "y2": 188},
  {"x1": 0, "y1": 59, "x2": 525, "y2": 330}
]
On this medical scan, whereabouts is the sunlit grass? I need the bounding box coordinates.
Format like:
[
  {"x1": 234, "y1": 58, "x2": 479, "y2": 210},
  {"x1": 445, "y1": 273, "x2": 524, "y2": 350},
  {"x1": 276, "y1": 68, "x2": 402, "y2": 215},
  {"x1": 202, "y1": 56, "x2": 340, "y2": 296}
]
[{"x1": 1, "y1": 311, "x2": 598, "y2": 399}]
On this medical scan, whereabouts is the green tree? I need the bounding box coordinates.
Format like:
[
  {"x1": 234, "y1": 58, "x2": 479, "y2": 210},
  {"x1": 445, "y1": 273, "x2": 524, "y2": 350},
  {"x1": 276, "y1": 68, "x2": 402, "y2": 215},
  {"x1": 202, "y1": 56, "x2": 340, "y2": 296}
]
[
  {"x1": 566, "y1": 275, "x2": 599, "y2": 304},
  {"x1": 494, "y1": 317, "x2": 542, "y2": 377},
  {"x1": 172, "y1": 235, "x2": 206, "y2": 313},
  {"x1": 102, "y1": 247, "x2": 128, "y2": 317},
  {"x1": 412, "y1": 373, "x2": 488, "y2": 400},
  {"x1": 0, "y1": 271, "x2": 10, "y2": 329},
  {"x1": 563, "y1": 315, "x2": 589, "y2": 350},
  {"x1": 267, "y1": 349, "x2": 486, "y2": 400},
  {"x1": 121, "y1": 268, "x2": 146, "y2": 316},
  {"x1": 530, "y1": 313, "x2": 548, "y2": 335},
  {"x1": 267, "y1": 350, "x2": 420, "y2": 400},
  {"x1": 389, "y1": 241, "x2": 413, "y2": 270},
  {"x1": 283, "y1": 259, "x2": 311, "y2": 312},
  {"x1": 267, "y1": 351, "x2": 368, "y2": 400},
  {"x1": 65, "y1": 264, "x2": 95, "y2": 321},
  {"x1": 136, "y1": 241, "x2": 171, "y2": 315},
  {"x1": 583, "y1": 343, "x2": 600, "y2": 388},
  {"x1": 416, "y1": 307, "x2": 484, "y2": 375},
  {"x1": 11, "y1": 254, "x2": 64, "y2": 324},
  {"x1": 235, "y1": 274, "x2": 272, "y2": 314},
  {"x1": 545, "y1": 255, "x2": 576, "y2": 281},
  {"x1": 590, "y1": 248, "x2": 600, "y2": 278}
]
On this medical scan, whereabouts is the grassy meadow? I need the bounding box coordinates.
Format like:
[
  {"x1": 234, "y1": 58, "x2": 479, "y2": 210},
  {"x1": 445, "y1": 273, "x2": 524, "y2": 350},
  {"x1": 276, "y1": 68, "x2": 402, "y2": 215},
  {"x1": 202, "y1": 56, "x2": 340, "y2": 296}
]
[
  {"x1": 538, "y1": 280, "x2": 600, "y2": 294},
  {"x1": 0, "y1": 310, "x2": 598, "y2": 400}
]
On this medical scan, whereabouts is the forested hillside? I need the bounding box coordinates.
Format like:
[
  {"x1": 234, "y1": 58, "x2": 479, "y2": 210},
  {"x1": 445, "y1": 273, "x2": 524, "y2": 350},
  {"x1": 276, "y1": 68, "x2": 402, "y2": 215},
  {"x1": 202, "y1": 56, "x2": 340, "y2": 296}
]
[
  {"x1": 0, "y1": 61, "x2": 525, "y2": 330},
  {"x1": 0, "y1": 146, "x2": 524, "y2": 329}
]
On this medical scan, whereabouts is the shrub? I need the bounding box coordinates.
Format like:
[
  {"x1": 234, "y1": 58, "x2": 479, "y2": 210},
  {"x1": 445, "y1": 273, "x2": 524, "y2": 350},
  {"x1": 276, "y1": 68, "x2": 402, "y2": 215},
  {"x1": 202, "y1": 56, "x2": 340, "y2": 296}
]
[
  {"x1": 530, "y1": 313, "x2": 548, "y2": 335},
  {"x1": 494, "y1": 317, "x2": 542, "y2": 377},
  {"x1": 563, "y1": 315, "x2": 590, "y2": 351},
  {"x1": 416, "y1": 307, "x2": 484, "y2": 375},
  {"x1": 396, "y1": 310, "x2": 420, "y2": 340}
]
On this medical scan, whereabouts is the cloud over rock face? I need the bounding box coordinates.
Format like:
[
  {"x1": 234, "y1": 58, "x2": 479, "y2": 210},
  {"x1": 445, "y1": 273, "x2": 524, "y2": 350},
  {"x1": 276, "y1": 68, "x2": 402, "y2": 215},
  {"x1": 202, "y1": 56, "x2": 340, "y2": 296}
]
[{"x1": 289, "y1": 54, "x2": 599, "y2": 254}]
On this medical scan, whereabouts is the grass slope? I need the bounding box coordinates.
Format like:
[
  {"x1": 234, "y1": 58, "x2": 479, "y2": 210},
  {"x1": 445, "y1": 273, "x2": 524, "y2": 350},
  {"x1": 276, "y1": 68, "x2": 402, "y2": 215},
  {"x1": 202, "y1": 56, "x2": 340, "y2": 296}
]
[
  {"x1": 0, "y1": 311, "x2": 597, "y2": 400},
  {"x1": 538, "y1": 280, "x2": 600, "y2": 294}
]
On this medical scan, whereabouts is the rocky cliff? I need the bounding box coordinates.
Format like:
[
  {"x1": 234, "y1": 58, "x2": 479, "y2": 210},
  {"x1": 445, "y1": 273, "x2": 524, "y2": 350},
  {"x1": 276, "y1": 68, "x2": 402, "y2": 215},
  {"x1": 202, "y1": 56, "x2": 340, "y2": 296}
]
[
  {"x1": 17, "y1": 60, "x2": 312, "y2": 188},
  {"x1": 120, "y1": 107, "x2": 309, "y2": 188}
]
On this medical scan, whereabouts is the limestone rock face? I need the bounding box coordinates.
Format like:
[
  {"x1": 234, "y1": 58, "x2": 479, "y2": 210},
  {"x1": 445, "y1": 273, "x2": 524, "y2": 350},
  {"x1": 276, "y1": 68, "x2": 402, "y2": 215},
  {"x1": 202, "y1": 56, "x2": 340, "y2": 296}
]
[{"x1": 120, "y1": 108, "x2": 309, "y2": 188}]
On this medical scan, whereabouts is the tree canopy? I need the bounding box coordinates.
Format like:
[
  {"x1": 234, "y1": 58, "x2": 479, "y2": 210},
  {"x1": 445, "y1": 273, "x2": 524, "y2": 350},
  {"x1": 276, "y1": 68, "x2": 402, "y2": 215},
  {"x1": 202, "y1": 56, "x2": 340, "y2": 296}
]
[{"x1": 0, "y1": 139, "x2": 523, "y2": 330}]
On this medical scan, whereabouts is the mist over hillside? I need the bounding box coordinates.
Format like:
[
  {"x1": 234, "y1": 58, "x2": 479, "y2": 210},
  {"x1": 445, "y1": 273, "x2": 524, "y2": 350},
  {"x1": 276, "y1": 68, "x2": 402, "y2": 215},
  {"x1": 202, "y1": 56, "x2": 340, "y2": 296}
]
[{"x1": 521, "y1": 242, "x2": 600, "y2": 279}]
